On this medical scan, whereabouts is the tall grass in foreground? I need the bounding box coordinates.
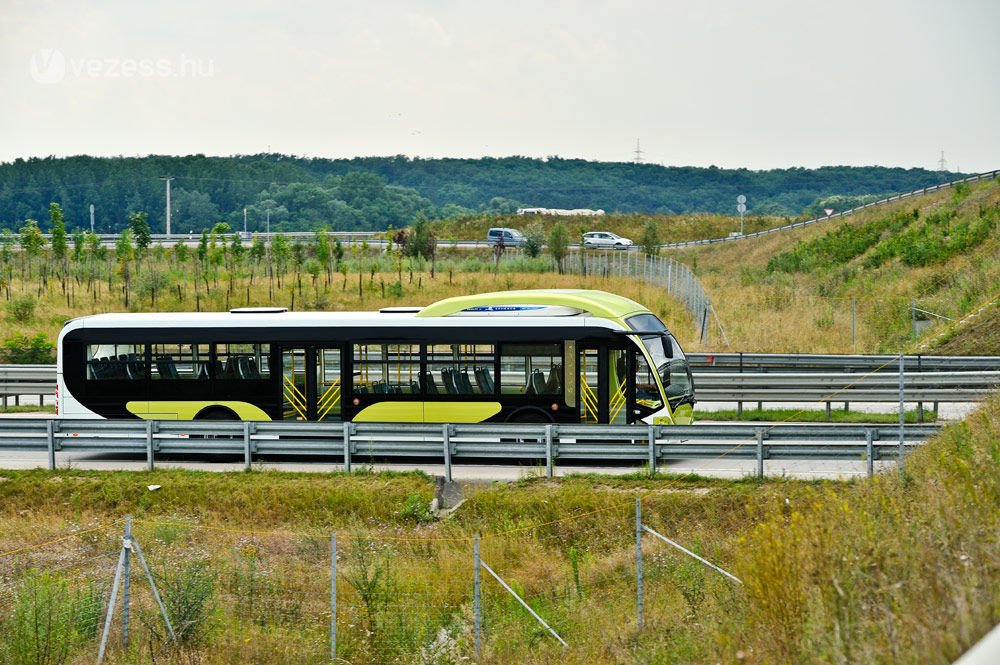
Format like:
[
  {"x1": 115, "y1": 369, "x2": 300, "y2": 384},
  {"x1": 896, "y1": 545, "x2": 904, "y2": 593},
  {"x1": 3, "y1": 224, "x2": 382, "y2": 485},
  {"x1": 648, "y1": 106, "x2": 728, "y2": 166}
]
[{"x1": 0, "y1": 396, "x2": 997, "y2": 663}]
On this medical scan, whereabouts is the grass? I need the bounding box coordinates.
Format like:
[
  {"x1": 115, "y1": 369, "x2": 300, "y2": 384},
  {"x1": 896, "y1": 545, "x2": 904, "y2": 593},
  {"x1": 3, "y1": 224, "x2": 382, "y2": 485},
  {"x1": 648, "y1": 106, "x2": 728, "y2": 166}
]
[
  {"x1": 0, "y1": 404, "x2": 54, "y2": 414},
  {"x1": 0, "y1": 392, "x2": 998, "y2": 662},
  {"x1": 702, "y1": 407, "x2": 938, "y2": 423},
  {"x1": 676, "y1": 178, "x2": 1000, "y2": 353}
]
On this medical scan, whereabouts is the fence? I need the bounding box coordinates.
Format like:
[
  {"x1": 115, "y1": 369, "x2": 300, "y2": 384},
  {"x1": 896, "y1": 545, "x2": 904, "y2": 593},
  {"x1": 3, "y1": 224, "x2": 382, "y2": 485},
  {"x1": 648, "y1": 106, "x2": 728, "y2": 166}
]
[
  {"x1": 0, "y1": 497, "x2": 777, "y2": 664},
  {"x1": 0, "y1": 418, "x2": 940, "y2": 479},
  {"x1": 563, "y1": 250, "x2": 719, "y2": 343}
]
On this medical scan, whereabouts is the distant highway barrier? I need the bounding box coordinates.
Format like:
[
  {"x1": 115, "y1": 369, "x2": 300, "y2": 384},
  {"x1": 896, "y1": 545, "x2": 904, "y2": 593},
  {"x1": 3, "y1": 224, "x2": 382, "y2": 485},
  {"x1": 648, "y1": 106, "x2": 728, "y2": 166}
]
[
  {"x1": 662, "y1": 169, "x2": 1000, "y2": 249},
  {"x1": 0, "y1": 419, "x2": 941, "y2": 479},
  {"x1": 2, "y1": 361, "x2": 998, "y2": 412}
]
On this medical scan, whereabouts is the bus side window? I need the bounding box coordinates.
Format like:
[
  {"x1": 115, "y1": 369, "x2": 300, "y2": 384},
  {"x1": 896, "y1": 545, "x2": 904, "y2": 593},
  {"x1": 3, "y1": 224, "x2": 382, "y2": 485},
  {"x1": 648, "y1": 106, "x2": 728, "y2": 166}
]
[
  {"x1": 150, "y1": 343, "x2": 210, "y2": 380},
  {"x1": 427, "y1": 344, "x2": 495, "y2": 396},
  {"x1": 501, "y1": 343, "x2": 562, "y2": 396},
  {"x1": 87, "y1": 344, "x2": 145, "y2": 380}
]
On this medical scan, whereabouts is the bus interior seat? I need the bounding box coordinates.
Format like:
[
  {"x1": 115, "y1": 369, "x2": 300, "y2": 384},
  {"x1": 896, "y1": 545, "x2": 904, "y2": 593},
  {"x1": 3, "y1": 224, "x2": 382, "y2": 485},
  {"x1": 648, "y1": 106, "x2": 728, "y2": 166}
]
[
  {"x1": 545, "y1": 364, "x2": 563, "y2": 394},
  {"x1": 423, "y1": 371, "x2": 439, "y2": 395},
  {"x1": 156, "y1": 356, "x2": 180, "y2": 379},
  {"x1": 441, "y1": 369, "x2": 459, "y2": 395},
  {"x1": 530, "y1": 369, "x2": 547, "y2": 395},
  {"x1": 474, "y1": 367, "x2": 493, "y2": 394},
  {"x1": 410, "y1": 381, "x2": 420, "y2": 394},
  {"x1": 197, "y1": 363, "x2": 210, "y2": 380},
  {"x1": 458, "y1": 369, "x2": 475, "y2": 394}
]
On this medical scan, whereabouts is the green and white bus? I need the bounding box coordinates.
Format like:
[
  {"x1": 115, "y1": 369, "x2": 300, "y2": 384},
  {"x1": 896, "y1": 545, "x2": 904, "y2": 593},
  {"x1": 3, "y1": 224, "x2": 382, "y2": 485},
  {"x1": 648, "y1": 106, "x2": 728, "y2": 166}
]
[{"x1": 57, "y1": 289, "x2": 695, "y2": 425}]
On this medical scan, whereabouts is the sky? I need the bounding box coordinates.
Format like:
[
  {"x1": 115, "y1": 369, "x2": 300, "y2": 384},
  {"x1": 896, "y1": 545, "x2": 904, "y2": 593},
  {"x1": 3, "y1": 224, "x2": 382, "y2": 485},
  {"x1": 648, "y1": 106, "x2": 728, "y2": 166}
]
[{"x1": 1, "y1": 0, "x2": 998, "y2": 172}]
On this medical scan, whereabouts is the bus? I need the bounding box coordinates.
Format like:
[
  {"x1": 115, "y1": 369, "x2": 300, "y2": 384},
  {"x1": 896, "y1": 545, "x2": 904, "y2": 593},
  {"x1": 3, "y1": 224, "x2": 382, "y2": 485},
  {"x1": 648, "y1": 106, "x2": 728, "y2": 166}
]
[{"x1": 56, "y1": 289, "x2": 695, "y2": 425}]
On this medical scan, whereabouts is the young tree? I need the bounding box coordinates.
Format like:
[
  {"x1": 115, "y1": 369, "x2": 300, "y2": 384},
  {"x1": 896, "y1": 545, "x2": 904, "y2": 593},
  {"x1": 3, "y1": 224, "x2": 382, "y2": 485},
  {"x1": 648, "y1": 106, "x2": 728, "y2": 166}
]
[
  {"x1": 523, "y1": 221, "x2": 546, "y2": 258},
  {"x1": 18, "y1": 219, "x2": 45, "y2": 278},
  {"x1": 49, "y1": 203, "x2": 68, "y2": 263},
  {"x1": 127, "y1": 211, "x2": 152, "y2": 257},
  {"x1": 116, "y1": 228, "x2": 134, "y2": 307},
  {"x1": 640, "y1": 219, "x2": 662, "y2": 256},
  {"x1": 548, "y1": 222, "x2": 569, "y2": 274}
]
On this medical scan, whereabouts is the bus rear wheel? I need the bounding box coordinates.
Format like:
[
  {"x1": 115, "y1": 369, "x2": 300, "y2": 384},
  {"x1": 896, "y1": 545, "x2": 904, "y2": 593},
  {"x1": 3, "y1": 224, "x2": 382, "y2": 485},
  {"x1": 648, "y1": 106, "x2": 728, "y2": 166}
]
[
  {"x1": 193, "y1": 407, "x2": 239, "y2": 439},
  {"x1": 504, "y1": 409, "x2": 552, "y2": 445}
]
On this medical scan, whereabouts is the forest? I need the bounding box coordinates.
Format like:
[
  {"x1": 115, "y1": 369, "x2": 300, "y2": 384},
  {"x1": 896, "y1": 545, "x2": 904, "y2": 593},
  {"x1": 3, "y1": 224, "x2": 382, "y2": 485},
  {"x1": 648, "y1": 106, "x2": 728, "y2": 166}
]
[{"x1": 0, "y1": 154, "x2": 960, "y2": 234}]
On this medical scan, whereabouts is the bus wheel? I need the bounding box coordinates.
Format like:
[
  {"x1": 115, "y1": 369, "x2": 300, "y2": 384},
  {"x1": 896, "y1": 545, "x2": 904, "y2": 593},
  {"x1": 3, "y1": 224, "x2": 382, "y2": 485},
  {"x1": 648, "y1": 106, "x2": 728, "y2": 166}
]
[
  {"x1": 193, "y1": 407, "x2": 239, "y2": 439},
  {"x1": 504, "y1": 409, "x2": 552, "y2": 445}
]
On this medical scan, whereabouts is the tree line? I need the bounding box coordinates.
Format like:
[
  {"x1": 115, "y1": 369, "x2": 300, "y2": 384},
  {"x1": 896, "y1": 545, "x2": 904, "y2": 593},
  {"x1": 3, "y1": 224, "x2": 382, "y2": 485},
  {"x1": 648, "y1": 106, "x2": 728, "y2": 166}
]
[{"x1": 0, "y1": 154, "x2": 959, "y2": 234}]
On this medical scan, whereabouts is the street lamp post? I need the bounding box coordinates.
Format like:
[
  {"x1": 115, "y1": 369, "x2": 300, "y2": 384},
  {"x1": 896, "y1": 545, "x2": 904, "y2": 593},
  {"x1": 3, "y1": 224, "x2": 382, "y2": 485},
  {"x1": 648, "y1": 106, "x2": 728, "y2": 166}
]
[{"x1": 159, "y1": 176, "x2": 174, "y2": 236}]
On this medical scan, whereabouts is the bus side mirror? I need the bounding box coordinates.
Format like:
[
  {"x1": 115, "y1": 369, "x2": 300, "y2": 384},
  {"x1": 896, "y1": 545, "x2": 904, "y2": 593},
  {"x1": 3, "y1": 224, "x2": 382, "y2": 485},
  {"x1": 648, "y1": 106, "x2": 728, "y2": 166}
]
[{"x1": 662, "y1": 336, "x2": 673, "y2": 359}]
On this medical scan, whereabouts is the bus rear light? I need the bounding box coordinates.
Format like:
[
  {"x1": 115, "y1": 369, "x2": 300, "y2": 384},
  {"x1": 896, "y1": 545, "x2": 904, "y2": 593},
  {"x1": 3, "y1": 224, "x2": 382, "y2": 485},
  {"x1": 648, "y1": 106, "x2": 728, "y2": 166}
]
[{"x1": 54, "y1": 384, "x2": 59, "y2": 415}]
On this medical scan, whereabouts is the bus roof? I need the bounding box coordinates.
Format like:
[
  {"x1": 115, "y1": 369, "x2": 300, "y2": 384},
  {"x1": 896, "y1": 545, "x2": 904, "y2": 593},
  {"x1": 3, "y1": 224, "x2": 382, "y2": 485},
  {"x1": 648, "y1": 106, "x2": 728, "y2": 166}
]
[
  {"x1": 415, "y1": 289, "x2": 649, "y2": 322},
  {"x1": 60, "y1": 290, "x2": 651, "y2": 333}
]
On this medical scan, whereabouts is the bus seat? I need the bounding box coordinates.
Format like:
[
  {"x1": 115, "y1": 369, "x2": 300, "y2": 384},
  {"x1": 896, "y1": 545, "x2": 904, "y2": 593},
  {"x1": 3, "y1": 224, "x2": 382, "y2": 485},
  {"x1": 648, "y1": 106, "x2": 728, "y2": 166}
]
[
  {"x1": 441, "y1": 369, "x2": 459, "y2": 395},
  {"x1": 423, "y1": 371, "x2": 439, "y2": 395},
  {"x1": 458, "y1": 369, "x2": 475, "y2": 394},
  {"x1": 223, "y1": 356, "x2": 238, "y2": 378},
  {"x1": 410, "y1": 381, "x2": 420, "y2": 394},
  {"x1": 545, "y1": 364, "x2": 563, "y2": 394},
  {"x1": 474, "y1": 367, "x2": 492, "y2": 394},
  {"x1": 156, "y1": 356, "x2": 179, "y2": 379},
  {"x1": 530, "y1": 369, "x2": 547, "y2": 395},
  {"x1": 197, "y1": 363, "x2": 209, "y2": 380}
]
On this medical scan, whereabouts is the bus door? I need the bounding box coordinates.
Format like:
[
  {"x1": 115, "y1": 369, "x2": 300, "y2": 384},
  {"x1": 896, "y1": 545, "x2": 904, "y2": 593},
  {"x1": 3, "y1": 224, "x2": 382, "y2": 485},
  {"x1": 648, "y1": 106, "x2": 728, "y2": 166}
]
[
  {"x1": 578, "y1": 344, "x2": 630, "y2": 425},
  {"x1": 280, "y1": 346, "x2": 343, "y2": 421}
]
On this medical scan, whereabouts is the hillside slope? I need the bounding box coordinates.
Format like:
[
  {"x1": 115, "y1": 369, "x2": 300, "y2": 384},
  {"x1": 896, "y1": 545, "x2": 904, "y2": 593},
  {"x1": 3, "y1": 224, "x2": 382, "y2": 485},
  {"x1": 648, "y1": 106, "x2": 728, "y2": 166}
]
[{"x1": 679, "y1": 177, "x2": 1000, "y2": 353}]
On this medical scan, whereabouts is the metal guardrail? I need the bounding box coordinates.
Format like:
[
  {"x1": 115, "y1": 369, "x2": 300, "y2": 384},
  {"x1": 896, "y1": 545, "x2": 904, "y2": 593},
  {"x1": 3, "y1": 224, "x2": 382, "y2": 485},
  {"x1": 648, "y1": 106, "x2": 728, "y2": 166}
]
[
  {"x1": 661, "y1": 169, "x2": 1000, "y2": 249},
  {"x1": 688, "y1": 353, "x2": 1000, "y2": 373},
  {"x1": 694, "y1": 371, "x2": 1000, "y2": 402},
  {"x1": 2, "y1": 362, "x2": 998, "y2": 409},
  {"x1": 0, "y1": 419, "x2": 940, "y2": 478}
]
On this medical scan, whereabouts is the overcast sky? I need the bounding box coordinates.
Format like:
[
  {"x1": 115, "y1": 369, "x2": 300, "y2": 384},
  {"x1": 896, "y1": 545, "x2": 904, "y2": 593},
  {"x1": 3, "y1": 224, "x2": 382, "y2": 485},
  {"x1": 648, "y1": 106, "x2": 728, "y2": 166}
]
[{"x1": 2, "y1": 0, "x2": 998, "y2": 172}]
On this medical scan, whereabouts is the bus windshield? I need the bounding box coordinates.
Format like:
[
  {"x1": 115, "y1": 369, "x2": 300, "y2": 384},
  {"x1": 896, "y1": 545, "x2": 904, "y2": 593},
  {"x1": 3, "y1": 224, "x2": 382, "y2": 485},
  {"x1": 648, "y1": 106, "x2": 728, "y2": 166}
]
[{"x1": 640, "y1": 334, "x2": 694, "y2": 409}]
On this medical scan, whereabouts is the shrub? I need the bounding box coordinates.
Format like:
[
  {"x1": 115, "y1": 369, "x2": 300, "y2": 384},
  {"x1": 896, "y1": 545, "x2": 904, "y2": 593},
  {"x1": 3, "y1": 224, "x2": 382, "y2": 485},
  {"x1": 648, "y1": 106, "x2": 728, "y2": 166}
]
[
  {"x1": 0, "y1": 571, "x2": 102, "y2": 665},
  {"x1": 1, "y1": 333, "x2": 55, "y2": 363},
  {"x1": 5, "y1": 295, "x2": 36, "y2": 322}
]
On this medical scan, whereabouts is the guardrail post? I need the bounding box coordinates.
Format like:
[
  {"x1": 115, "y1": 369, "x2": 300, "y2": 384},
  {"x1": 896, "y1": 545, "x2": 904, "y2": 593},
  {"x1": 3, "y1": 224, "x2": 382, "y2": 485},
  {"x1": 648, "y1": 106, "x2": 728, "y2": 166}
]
[
  {"x1": 545, "y1": 424, "x2": 554, "y2": 478},
  {"x1": 46, "y1": 419, "x2": 55, "y2": 470},
  {"x1": 865, "y1": 429, "x2": 874, "y2": 478},
  {"x1": 243, "y1": 421, "x2": 252, "y2": 471},
  {"x1": 343, "y1": 422, "x2": 352, "y2": 472},
  {"x1": 442, "y1": 424, "x2": 452, "y2": 482},
  {"x1": 756, "y1": 428, "x2": 765, "y2": 479},
  {"x1": 146, "y1": 420, "x2": 155, "y2": 472},
  {"x1": 647, "y1": 426, "x2": 657, "y2": 476},
  {"x1": 898, "y1": 352, "x2": 905, "y2": 474}
]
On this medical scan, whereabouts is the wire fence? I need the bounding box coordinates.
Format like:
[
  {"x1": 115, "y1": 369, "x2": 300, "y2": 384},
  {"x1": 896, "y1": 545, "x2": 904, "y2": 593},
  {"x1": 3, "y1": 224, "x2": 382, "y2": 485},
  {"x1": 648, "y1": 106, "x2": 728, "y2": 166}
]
[{"x1": 0, "y1": 500, "x2": 747, "y2": 665}]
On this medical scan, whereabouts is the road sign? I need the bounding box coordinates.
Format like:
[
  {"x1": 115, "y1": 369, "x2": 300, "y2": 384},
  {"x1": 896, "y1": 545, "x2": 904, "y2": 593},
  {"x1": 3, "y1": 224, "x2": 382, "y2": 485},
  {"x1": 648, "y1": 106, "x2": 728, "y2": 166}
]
[
  {"x1": 737, "y1": 203, "x2": 747, "y2": 213},
  {"x1": 737, "y1": 194, "x2": 746, "y2": 204}
]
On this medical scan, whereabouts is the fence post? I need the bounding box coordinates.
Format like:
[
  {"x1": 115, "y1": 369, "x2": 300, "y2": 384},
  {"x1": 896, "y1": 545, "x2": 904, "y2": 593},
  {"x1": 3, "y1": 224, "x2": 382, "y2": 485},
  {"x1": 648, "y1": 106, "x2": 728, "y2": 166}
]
[
  {"x1": 331, "y1": 533, "x2": 337, "y2": 663},
  {"x1": 647, "y1": 425, "x2": 656, "y2": 476},
  {"x1": 636, "y1": 498, "x2": 644, "y2": 629},
  {"x1": 146, "y1": 420, "x2": 155, "y2": 472},
  {"x1": 123, "y1": 516, "x2": 131, "y2": 649},
  {"x1": 474, "y1": 534, "x2": 481, "y2": 659},
  {"x1": 243, "y1": 421, "x2": 252, "y2": 471},
  {"x1": 545, "y1": 424, "x2": 554, "y2": 478},
  {"x1": 46, "y1": 419, "x2": 55, "y2": 470},
  {"x1": 898, "y1": 352, "x2": 905, "y2": 473},
  {"x1": 443, "y1": 424, "x2": 452, "y2": 483},
  {"x1": 343, "y1": 422, "x2": 352, "y2": 472},
  {"x1": 866, "y1": 429, "x2": 874, "y2": 478},
  {"x1": 756, "y1": 428, "x2": 765, "y2": 479}
]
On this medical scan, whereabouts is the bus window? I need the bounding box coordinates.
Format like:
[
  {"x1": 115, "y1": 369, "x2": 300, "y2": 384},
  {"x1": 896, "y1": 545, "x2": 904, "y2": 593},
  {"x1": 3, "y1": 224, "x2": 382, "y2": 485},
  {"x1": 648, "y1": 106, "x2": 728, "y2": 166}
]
[
  {"x1": 150, "y1": 343, "x2": 210, "y2": 380},
  {"x1": 216, "y1": 343, "x2": 270, "y2": 380},
  {"x1": 354, "y1": 343, "x2": 420, "y2": 395},
  {"x1": 87, "y1": 344, "x2": 146, "y2": 380},
  {"x1": 427, "y1": 344, "x2": 495, "y2": 395},
  {"x1": 634, "y1": 351, "x2": 664, "y2": 415},
  {"x1": 501, "y1": 343, "x2": 562, "y2": 396}
]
